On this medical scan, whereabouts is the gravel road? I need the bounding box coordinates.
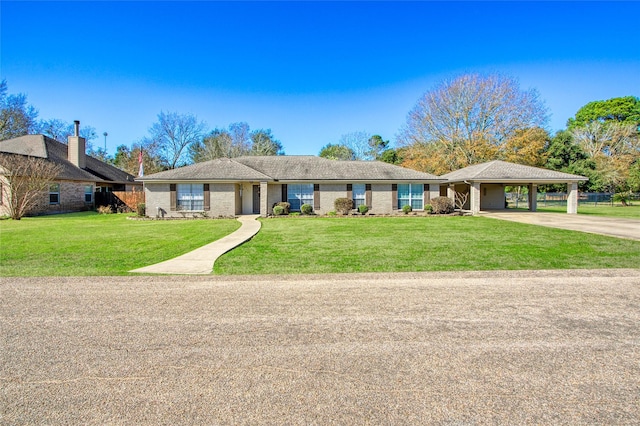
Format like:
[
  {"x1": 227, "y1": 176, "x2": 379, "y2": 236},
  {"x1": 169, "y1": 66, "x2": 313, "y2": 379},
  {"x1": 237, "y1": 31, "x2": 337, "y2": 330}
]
[{"x1": 2, "y1": 270, "x2": 639, "y2": 425}]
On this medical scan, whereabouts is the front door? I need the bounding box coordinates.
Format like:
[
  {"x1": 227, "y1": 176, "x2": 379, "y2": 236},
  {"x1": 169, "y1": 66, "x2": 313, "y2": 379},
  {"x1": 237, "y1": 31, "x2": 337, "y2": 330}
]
[{"x1": 252, "y1": 185, "x2": 260, "y2": 214}]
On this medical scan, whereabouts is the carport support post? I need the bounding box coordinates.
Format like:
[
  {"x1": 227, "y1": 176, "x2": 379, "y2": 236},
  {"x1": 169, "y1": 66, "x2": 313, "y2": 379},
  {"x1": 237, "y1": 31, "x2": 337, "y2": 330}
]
[
  {"x1": 260, "y1": 181, "x2": 269, "y2": 217},
  {"x1": 567, "y1": 182, "x2": 578, "y2": 214},
  {"x1": 529, "y1": 184, "x2": 537, "y2": 212},
  {"x1": 447, "y1": 184, "x2": 456, "y2": 204},
  {"x1": 470, "y1": 182, "x2": 481, "y2": 215}
]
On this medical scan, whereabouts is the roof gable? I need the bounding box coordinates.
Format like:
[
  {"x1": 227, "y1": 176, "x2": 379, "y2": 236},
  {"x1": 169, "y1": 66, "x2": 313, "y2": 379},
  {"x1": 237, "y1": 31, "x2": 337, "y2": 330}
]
[
  {"x1": 1, "y1": 135, "x2": 138, "y2": 184},
  {"x1": 440, "y1": 160, "x2": 588, "y2": 182}
]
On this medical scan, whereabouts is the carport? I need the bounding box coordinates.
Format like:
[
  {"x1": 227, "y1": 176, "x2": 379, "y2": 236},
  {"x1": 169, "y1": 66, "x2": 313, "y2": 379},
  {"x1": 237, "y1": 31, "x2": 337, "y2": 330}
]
[{"x1": 440, "y1": 160, "x2": 588, "y2": 215}]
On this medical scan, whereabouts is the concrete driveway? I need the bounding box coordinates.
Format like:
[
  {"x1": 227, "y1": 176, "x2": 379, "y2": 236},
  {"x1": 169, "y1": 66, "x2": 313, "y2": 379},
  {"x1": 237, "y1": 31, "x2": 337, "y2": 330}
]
[
  {"x1": 482, "y1": 211, "x2": 640, "y2": 240},
  {"x1": 2, "y1": 270, "x2": 639, "y2": 424}
]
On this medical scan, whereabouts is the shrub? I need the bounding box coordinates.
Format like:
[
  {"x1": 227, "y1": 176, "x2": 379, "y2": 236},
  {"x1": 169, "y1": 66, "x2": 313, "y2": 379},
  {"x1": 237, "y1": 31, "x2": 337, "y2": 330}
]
[
  {"x1": 613, "y1": 192, "x2": 631, "y2": 206},
  {"x1": 402, "y1": 204, "x2": 412, "y2": 214},
  {"x1": 327, "y1": 211, "x2": 337, "y2": 216},
  {"x1": 274, "y1": 202, "x2": 290, "y2": 214},
  {"x1": 431, "y1": 196, "x2": 455, "y2": 214},
  {"x1": 358, "y1": 204, "x2": 369, "y2": 215},
  {"x1": 136, "y1": 203, "x2": 146, "y2": 217},
  {"x1": 300, "y1": 203, "x2": 313, "y2": 215},
  {"x1": 334, "y1": 198, "x2": 353, "y2": 215},
  {"x1": 273, "y1": 205, "x2": 285, "y2": 216},
  {"x1": 425, "y1": 204, "x2": 433, "y2": 214},
  {"x1": 97, "y1": 205, "x2": 113, "y2": 215}
]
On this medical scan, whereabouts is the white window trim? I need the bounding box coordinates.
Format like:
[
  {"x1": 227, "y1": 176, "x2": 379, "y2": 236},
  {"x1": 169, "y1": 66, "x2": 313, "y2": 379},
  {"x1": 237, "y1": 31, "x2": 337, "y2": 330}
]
[
  {"x1": 177, "y1": 184, "x2": 205, "y2": 211},
  {"x1": 287, "y1": 183, "x2": 314, "y2": 211},
  {"x1": 397, "y1": 183, "x2": 424, "y2": 210},
  {"x1": 49, "y1": 183, "x2": 60, "y2": 205}
]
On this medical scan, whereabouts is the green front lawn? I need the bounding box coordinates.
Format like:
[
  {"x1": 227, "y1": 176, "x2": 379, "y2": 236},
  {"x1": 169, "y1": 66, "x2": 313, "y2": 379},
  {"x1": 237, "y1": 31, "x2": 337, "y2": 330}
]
[
  {"x1": 214, "y1": 216, "x2": 640, "y2": 274},
  {"x1": 0, "y1": 212, "x2": 240, "y2": 276},
  {"x1": 537, "y1": 204, "x2": 640, "y2": 218},
  {"x1": 2, "y1": 213, "x2": 638, "y2": 276}
]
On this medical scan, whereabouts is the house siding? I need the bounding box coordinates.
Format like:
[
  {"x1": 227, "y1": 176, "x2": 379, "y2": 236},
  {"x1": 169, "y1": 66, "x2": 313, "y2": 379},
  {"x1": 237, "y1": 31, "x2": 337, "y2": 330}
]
[
  {"x1": 318, "y1": 184, "x2": 346, "y2": 214},
  {"x1": 480, "y1": 184, "x2": 506, "y2": 210},
  {"x1": 20, "y1": 180, "x2": 94, "y2": 216},
  {"x1": 371, "y1": 183, "x2": 393, "y2": 214},
  {"x1": 267, "y1": 183, "x2": 283, "y2": 215}
]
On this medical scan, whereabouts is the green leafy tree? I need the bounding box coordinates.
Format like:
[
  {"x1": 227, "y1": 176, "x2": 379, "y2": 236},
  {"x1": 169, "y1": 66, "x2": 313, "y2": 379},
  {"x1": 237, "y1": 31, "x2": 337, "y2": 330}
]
[
  {"x1": 566, "y1": 96, "x2": 640, "y2": 192},
  {"x1": 379, "y1": 148, "x2": 401, "y2": 164},
  {"x1": 319, "y1": 143, "x2": 355, "y2": 160},
  {"x1": 366, "y1": 135, "x2": 389, "y2": 160},
  {"x1": 544, "y1": 130, "x2": 598, "y2": 192},
  {"x1": 567, "y1": 96, "x2": 640, "y2": 130}
]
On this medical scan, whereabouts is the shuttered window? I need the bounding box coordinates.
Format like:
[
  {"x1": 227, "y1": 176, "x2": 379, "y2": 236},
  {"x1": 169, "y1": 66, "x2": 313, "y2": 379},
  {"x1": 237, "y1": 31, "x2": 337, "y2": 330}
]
[
  {"x1": 177, "y1": 184, "x2": 205, "y2": 211},
  {"x1": 352, "y1": 184, "x2": 366, "y2": 208},
  {"x1": 397, "y1": 183, "x2": 424, "y2": 210},
  {"x1": 287, "y1": 183, "x2": 314, "y2": 211}
]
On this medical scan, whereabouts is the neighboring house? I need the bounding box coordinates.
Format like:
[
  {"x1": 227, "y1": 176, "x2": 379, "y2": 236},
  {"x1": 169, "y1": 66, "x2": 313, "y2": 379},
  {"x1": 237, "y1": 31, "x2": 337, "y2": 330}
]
[
  {"x1": 440, "y1": 160, "x2": 588, "y2": 214},
  {"x1": 139, "y1": 156, "x2": 443, "y2": 217},
  {"x1": 0, "y1": 121, "x2": 141, "y2": 216}
]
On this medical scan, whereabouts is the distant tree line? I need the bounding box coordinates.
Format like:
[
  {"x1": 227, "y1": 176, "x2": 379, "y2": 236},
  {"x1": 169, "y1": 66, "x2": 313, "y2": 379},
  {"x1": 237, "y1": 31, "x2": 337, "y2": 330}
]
[{"x1": 2, "y1": 77, "x2": 638, "y2": 193}]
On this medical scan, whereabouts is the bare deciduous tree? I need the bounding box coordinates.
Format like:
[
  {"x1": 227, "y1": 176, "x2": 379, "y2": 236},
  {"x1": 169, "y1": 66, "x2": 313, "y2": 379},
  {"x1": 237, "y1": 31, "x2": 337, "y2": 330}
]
[
  {"x1": 571, "y1": 121, "x2": 638, "y2": 158},
  {"x1": 398, "y1": 73, "x2": 549, "y2": 173},
  {"x1": 0, "y1": 153, "x2": 62, "y2": 219},
  {"x1": 0, "y1": 80, "x2": 40, "y2": 141},
  {"x1": 454, "y1": 191, "x2": 469, "y2": 211},
  {"x1": 146, "y1": 111, "x2": 207, "y2": 169},
  {"x1": 339, "y1": 131, "x2": 371, "y2": 160}
]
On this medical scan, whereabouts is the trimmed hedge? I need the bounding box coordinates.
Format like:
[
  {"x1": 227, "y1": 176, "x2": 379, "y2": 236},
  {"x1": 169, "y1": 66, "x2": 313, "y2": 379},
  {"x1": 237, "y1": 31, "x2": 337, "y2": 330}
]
[
  {"x1": 273, "y1": 202, "x2": 290, "y2": 214},
  {"x1": 431, "y1": 196, "x2": 454, "y2": 214},
  {"x1": 301, "y1": 204, "x2": 313, "y2": 215},
  {"x1": 334, "y1": 198, "x2": 353, "y2": 215}
]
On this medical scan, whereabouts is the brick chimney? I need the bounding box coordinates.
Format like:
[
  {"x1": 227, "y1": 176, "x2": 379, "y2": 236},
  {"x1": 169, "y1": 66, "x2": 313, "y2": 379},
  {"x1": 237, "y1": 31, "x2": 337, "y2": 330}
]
[{"x1": 67, "y1": 120, "x2": 86, "y2": 169}]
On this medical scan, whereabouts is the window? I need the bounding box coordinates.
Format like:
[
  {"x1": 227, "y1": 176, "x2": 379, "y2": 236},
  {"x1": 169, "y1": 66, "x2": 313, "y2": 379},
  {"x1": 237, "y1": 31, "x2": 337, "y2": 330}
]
[
  {"x1": 84, "y1": 185, "x2": 93, "y2": 203},
  {"x1": 177, "y1": 184, "x2": 204, "y2": 211},
  {"x1": 287, "y1": 183, "x2": 314, "y2": 211},
  {"x1": 352, "y1": 184, "x2": 366, "y2": 209},
  {"x1": 49, "y1": 183, "x2": 60, "y2": 205},
  {"x1": 397, "y1": 183, "x2": 423, "y2": 210}
]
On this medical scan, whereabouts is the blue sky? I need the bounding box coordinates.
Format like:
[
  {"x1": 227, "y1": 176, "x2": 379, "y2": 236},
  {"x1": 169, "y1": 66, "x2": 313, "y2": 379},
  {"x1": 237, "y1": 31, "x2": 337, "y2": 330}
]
[{"x1": 2, "y1": 1, "x2": 639, "y2": 155}]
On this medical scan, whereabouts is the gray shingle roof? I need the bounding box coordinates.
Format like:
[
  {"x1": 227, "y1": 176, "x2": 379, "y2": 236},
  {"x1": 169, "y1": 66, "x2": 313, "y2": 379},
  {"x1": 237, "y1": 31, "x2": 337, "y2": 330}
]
[
  {"x1": 440, "y1": 160, "x2": 588, "y2": 182},
  {"x1": 0, "y1": 135, "x2": 138, "y2": 184},
  {"x1": 140, "y1": 158, "x2": 273, "y2": 181},
  {"x1": 139, "y1": 155, "x2": 441, "y2": 182}
]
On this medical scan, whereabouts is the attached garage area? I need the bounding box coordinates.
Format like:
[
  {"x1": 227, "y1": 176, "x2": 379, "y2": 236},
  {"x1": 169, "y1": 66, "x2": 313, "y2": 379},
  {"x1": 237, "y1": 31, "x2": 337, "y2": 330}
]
[{"x1": 439, "y1": 161, "x2": 588, "y2": 215}]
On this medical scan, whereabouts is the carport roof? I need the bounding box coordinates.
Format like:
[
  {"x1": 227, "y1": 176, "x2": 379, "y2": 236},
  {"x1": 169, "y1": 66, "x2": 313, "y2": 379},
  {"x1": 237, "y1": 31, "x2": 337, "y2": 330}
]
[{"x1": 440, "y1": 160, "x2": 588, "y2": 183}]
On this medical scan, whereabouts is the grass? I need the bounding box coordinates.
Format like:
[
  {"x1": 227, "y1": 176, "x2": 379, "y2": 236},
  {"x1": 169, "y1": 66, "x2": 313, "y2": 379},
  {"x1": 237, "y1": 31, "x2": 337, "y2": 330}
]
[
  {"x1": 0, "y1": 212, "x2": 240, "y2": 276},
  {"x1": 214, "y1": 216, "x2": 640, "y2": 274},
  {"x1": 2, "y1": 213, "x2": 638, "y2": 276},
  {"x1": 536, "y1": 204, "x2": 640, "y2": 218}
]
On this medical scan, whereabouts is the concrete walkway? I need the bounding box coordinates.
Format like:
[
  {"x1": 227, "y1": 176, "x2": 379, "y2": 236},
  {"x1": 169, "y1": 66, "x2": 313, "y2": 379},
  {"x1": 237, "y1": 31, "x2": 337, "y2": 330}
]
[
  {"x1": 482, "y1": 211, "x2": 640, "y2": 241},
  {"x1": 130, "y1": 215, "x2": 261, "y2": 275}
]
